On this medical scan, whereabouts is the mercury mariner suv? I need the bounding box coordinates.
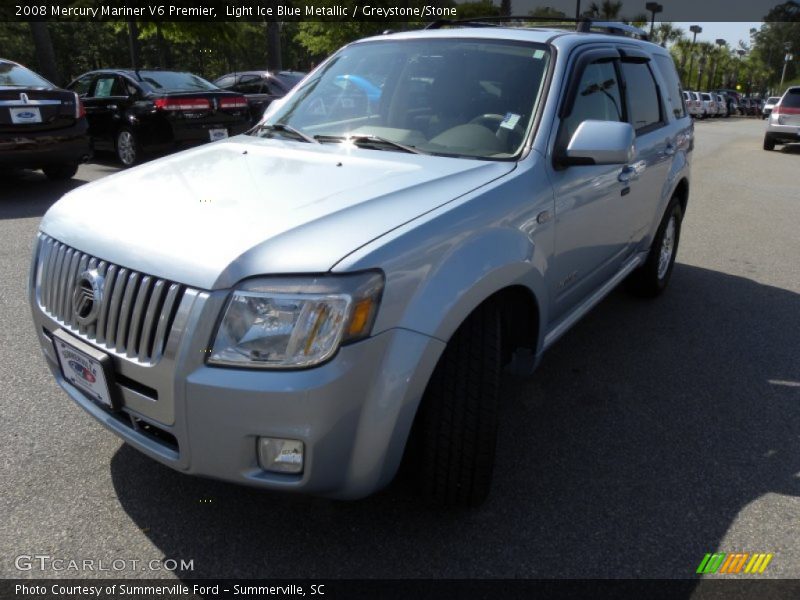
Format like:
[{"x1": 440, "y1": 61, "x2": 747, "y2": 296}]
[{"x1": 29, "y1": 20, "x2": 692, "y2": 507}]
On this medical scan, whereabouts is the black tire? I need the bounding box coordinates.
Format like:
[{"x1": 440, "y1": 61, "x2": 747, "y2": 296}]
[
  {"x1": 410, "y1": 301, "x2": 502, "y2": 507},
  {"x1": 115, "y1": 127, "x2": 139, "y2": 167},
  {"x1": 42, "y1": 163, "x2": 79, "y2": 180},
  {"x1": 626, "y1": 198, "x2": 683, "y2": 298},
  {"x1": 763, "y1": 135, "x2": 776, "y2": 151}
]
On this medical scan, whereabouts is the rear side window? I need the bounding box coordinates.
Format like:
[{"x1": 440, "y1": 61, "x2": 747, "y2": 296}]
[
  {"x1": 782, "y1": 89, "x2": 800, "y2": 108},
  {"x1": 621, "y1": 61, "x2": 662, "y2": 134},
  {"x1": 653, "y1": 55, "x2": 685, "y2": 119}
]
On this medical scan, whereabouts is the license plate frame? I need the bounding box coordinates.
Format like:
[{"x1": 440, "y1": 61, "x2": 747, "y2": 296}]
[
  {"x1": 209, "y1": 128, "x2": 228, "y2": 141},
  {"x1": 10, "y1": 106, "x2": 42, "y2": 124},
  {"x1": 52, "y1": 329, "x2": 121, "y2": 411}
]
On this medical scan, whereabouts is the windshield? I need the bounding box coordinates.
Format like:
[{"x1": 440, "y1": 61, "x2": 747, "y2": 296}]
[
  {"x1": 136, "y1": 71, "x2": 217, "y2": 92},
  {"x1": 0, "y1": 62, "x2": 53, "y2": 88},
  {"x1": 255, "y1": 39, "x2": 550, "y2": 159}
]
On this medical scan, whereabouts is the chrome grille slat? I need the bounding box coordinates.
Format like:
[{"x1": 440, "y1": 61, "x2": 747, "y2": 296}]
[
  {"x1": 152, "y1": 283, "x2": 181, "y2": 362},
  {"x1": 126, "y1": 275, "x2": 152, "y2": 358},
  {"x1": 105, "y1": 268, "x2": 129, "y2": 349},
  {"x1": 139, "y1": 279, "x2": 165, "y2": 362},
  {"x1": 115, "y1": 272, "x2": 141, "y2": 354},
  {"x1": 35, "y1": 235, "x2": 186, "y2": 365}
]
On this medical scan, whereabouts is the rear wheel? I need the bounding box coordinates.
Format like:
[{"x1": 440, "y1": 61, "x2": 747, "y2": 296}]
[
  {"x1": 42, "y1": 163, "x2": 79, "y2": 180},
  {"x1": 116, "y1": 127, "x2": 139, "y2": 167},
  {"x1": 627, "y1": 198, "x2": 683, "y2": 298},
  {"x1": 763, "y1": 135, "x2": 776, "y2": 151},
  {"x1": 410, "y1": 301, "x2": 502, "y2": 507}
]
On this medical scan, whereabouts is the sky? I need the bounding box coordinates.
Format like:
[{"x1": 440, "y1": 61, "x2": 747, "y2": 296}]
[{"x1": 670, "y1": 22, "x2": 763, "y2": 49}]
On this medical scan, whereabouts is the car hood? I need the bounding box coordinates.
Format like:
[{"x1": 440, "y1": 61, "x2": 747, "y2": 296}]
[{"x1": 40, "y1": 136, "x2": 515, "y2": 289}]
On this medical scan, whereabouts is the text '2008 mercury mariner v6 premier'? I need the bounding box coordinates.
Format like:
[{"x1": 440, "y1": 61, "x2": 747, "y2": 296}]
[{"x1": 30, "y1": 19, "x2": 692, "y2": 507}]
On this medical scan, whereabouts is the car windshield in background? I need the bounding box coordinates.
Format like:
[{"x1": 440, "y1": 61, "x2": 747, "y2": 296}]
[
  {"x1": 767, "y1": 97, "x2": 781, "y2": 104},
  {"x1": 136, "y1": 71, "x2": 217, "y2": 92},
  {"x1": 0, "y1": 62, "x2": 52, "y2": 88},
  {"x1": 256, "y1": 39, "x2": 550, "y2": 159}
]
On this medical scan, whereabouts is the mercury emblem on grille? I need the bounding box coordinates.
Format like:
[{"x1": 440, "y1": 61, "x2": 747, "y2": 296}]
[{"x1": 72, "y1": 269, "x2": 104, "y2": 326}]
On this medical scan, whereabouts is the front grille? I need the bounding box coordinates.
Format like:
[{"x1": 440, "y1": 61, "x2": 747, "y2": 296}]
[{"x1": 37, "y1": 235, "x2": 185, "y2": 365}]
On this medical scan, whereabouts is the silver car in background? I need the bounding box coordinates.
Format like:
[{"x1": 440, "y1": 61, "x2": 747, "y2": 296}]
[
  {"x1": 764, "y1": 87, "x2": 800, "y2": 150},
  {"x1": 763, "y1": 96, "x2": 781, "y2": 119},
  {"x1": 29, "y1": 24, "x2": 692, "y2": 507}
]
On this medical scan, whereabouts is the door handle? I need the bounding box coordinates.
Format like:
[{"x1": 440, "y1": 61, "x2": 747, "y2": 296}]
[
  {"x1": 618, "y1": 160, "x2": 646, "y2": 183},
  {"x1": 107, "y1": 104, "x2": 118, "y2": 110}
]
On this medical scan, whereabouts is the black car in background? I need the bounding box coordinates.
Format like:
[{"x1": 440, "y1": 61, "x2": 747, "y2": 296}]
[
  {"x1": 213, "y1": 70, "x2": 306, "y2": 123},
  {"x1": 67, "y1": 69, "x2": 251, "y2": 166},
  {"x1": 0, "y1": 59, "x2": 90, "y2": 180}
]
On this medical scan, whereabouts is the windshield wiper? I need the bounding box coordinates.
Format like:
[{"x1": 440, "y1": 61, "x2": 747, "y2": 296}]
[
  {"x1": 253, "y1": 123, "x2": 317, "y2": 144},
  {"x1": 315, "y1": 134, "x2": 426, "y2": 155}
]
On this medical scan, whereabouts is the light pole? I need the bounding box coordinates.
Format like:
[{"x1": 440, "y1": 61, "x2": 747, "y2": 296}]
[
  {"x1": 686, "y1": 25, "x2": 703, "y2": 85},
  {"x1": 780, "y1": 43, "x2": 793, "y2": 88},
  {"x1": 646, "y1": 2, "x2": 663, "y2": 39}
]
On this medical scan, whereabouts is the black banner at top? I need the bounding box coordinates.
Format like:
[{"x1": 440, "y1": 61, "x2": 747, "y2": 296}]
[{"x1": 1, "y1": 0, "x2": 799, "y2": 23}]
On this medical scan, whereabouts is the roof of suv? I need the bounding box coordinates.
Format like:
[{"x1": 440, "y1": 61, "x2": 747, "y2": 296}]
[{"x1": 361, "y1": 25, "x2": 664, "y2": 52}]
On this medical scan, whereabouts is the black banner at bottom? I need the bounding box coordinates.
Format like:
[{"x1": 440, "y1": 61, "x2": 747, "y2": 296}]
[{"x1": 4, "y1": 579, "x2": 800, "y2": 600}]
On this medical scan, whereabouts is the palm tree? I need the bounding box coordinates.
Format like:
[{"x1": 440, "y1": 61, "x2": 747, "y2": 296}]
[
  {"x1": 586, "y1": 1, "x2": 623, "y2": 19},
  {"x1": 654, "y1": 23, "x2": 685, "y2": 48}
]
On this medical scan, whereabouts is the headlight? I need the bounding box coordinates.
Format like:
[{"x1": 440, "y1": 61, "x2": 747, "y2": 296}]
[{"x1": 209, "y1": 271, "x2": 384, "y2": 369}]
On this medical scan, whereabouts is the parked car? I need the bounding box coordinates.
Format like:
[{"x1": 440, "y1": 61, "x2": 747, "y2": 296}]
[
  {"x1": 67, "y1": 69, "x2": 252, "y2": 166},
  {"x1": 700, "y1": 92, "x2": 718, "y2": 117},
  {"x1": 213, "y1": 70, "x2": 306, "y2": 123},
  {"x1": 764, "y1": 86, "x2": 800, "y2": 150},
  {"x1": 715, "y1": 94, "x2": 728, "y2": 117},
  {"x1": 0, "y1": 58, "x2": 90, "y2": 179},
  {"x1": 683, "y1": 90, "x2": 703, "y2": 118},
  {"x1": 30, "y1": 23, "x2": 692, "y2": 507},
  {"x1": 763, "y1": 96, "x2": 781, "y2": 119}
]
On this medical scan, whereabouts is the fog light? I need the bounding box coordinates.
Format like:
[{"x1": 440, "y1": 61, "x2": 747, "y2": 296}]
[{"x1": 258, "y1": 437, "x2": 304, "y2": 474}]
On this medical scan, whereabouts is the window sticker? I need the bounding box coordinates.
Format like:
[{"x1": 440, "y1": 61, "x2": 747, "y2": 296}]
[{"x1": 500, "y1": 113, "x2": 521, "y2": 130}]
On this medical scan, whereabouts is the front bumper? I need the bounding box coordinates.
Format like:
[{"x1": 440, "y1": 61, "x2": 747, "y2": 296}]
[{"x1": 30, "y1": 268, "x2": 445, "y2": 499}]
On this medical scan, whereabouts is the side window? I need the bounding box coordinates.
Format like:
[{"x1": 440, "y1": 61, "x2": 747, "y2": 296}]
[
  {"x1": 653, "y1": 54, "x2": 685, "y2": 119},
  {"x1": 265, "y1": 79, "x2": 285, "y2": 96},
  {"x1": 235, "y1": 75, "x2": 264, "y2": 94},
  {"x1": 620, "y1": 61, "x2": 663, "y2": 133},
  {"x1": 69, "y1": 74, "x2": 95, "y2": 97},
  {"x1": 93, "y1": 76, "x2": 127, "y2": 98},
  {"x1": 561, "y1": 59, "x2": 624, "y2": 144}
]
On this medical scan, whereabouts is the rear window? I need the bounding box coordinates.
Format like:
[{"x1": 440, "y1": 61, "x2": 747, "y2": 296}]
[
  {"x1": 136, "y1": 71, "x2": 216, "y2": 92},
  {"x1": 701, "y1": 93, "x2": 712, "y2": 101},
  {"x1": 0, "y1": 62, "x2": 53, "y2": 88},
  {"x1": 782, "y1": 89, "x2": 800, "y2": 108},
  {"x1": 653, "y1": 55, "x2": 685, "y2": 119}
]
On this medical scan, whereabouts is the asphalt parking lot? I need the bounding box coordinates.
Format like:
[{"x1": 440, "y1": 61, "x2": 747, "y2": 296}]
[{"x1": 1, "y1": 118, "x2": 799, "y2": 581}]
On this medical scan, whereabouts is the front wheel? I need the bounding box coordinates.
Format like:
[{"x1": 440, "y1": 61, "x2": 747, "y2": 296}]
[
  {"x1": 116, "y1": 127, "x2": 139, "y2": 167},
  {"x1": 627, "y1": 198, "x2": 683, "y2": 298},
  {"x1": 409, "y1": 301, "x2": 502, "y2": 507}
]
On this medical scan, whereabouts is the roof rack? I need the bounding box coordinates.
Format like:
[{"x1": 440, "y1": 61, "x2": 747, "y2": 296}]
[{"x1": 425, "y1": 15, "x2": 649, "y2": 41}]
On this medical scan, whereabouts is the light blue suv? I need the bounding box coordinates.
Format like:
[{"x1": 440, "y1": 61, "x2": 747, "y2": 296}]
[{"x1": 29, "y1": 20, "x2": 692, "y2": 507}]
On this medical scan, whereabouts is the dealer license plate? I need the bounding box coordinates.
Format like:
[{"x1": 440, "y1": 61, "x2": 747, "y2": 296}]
[{"x1": 53, "y1": 332, "x2": 114, "y2": 408}]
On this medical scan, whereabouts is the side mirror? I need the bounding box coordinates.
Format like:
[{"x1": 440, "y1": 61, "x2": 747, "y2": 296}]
[{"x1": 563, "y1": 120, "x2": 635, "y2": 166}]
